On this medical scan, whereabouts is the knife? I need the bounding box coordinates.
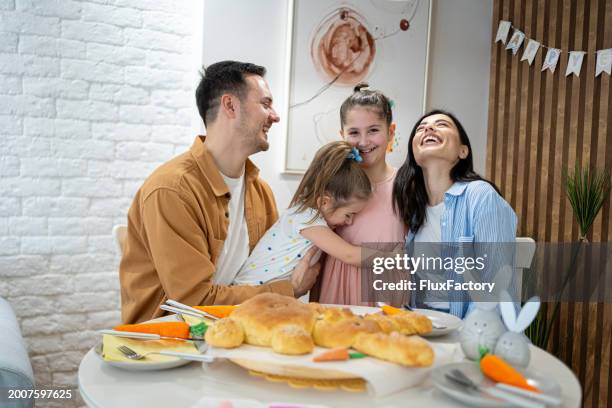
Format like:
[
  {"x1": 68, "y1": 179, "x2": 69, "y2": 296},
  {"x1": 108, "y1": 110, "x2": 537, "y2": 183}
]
[{"x1": 99, "y1": 329, "x2": 198, "y2": 342}]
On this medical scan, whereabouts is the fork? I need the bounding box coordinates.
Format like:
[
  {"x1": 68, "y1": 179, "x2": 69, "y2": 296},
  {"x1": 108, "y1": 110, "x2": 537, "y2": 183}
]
[
  {"x1": 445, "y1": 369, "x2": 545, "y2": 408},
  {"x1": 117, "y1": 345, "x2": 214, "y2": 362},
  {"x1": 163, "y1": 299, "x2": 220, "y2": 320}
]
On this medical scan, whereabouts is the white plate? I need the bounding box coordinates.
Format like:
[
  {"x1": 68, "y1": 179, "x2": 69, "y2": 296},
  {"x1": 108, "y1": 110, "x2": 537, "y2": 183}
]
[
  {"x1": 324, "y1": 304, "x2": 461, "y2": 337},
  {"x1": 325, "y1": 304, "x2": 380, "y2": 315},
  {"x1": 432, "y1": 362, "x2": 561, "y2": 407},
  {"x1": 414, "y1": 308, "x2": 463, "y2": 337},
  {"x1": 94, "y1": 341, "x2": 194, "y2": 371}
]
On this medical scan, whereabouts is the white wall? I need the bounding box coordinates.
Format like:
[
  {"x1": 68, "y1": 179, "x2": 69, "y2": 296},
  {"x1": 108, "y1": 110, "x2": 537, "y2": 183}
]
[
  {"x1": 203, "y1": 0, "x2": 300, "y2": 209},
  {"x1": 203, "y1": 0, "x2": 494, "y2": 209},
  {"x1": 426, "y1": 0, "x2": 493, "y2": 175},
  {"x1": 0, "y1": 0, "x2": 200, "y2": 401}
]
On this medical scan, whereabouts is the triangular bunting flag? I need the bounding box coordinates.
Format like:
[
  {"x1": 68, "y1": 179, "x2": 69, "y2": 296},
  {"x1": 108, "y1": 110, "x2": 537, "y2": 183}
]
[
  {"x1": 521, "y1": 40, "x2": 540, "y2": 65},
  {"x1": 506, "y1": 30, "x2": 525, "y2": 55},
  {"x1": 542, "y1": 48, "x2": 561, "y2": 73},
  {"x1": 595, "y1": 49, "x2": 611, "y2": 76},
  {"x1": 565, "y1": 51, "x2": 586, "y2": 77},
  {"x1": 495, "y1": 21, "x2": 511, "y2": 44}
]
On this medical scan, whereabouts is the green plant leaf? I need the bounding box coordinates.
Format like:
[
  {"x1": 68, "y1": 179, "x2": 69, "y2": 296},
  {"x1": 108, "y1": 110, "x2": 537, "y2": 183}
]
[
  {"x1": 565, "y1": 165, "x2": 611, "y2": 238},
  {"x1": 529, "y1": 165, "x2": 611, "y2": 348}
]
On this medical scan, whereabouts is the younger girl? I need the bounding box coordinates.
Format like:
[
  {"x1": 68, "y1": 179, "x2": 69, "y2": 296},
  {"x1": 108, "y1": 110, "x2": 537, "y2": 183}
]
[{"x1": 232, "y1": 141, "x2": 373, "y2": 285}]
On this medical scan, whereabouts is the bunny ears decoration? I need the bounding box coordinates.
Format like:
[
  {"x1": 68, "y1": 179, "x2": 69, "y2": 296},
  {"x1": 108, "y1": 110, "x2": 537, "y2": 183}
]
[
  {"x1": 499, "y1": 290, "x2": 540, "y2": 333},
  {"x1": 494, "y1": 291, "x2": 540, "y2": 367}
]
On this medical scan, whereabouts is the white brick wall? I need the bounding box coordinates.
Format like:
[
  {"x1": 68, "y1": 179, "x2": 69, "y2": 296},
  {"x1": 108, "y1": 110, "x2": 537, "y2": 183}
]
[{"x1": 0, "y1": 1, "x2": 199, "y2": 405}]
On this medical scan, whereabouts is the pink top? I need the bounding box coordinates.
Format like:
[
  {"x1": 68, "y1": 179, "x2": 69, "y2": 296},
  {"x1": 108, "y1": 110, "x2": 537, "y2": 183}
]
[{"x1": 319, "y1": 168, "x2": 406, "y2": 305}]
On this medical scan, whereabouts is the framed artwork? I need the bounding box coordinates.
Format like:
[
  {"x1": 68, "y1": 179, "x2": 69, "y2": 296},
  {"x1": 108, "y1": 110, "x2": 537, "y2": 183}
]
[{"x1": 283, "y1": 0, "x2": 431, "y2": 173}]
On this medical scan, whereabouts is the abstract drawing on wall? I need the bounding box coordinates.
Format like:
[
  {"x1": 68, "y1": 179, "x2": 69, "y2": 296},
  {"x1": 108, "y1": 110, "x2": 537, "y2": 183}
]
[{"x1": 284, "y1": 0, "x2": 431, "y2": 172}]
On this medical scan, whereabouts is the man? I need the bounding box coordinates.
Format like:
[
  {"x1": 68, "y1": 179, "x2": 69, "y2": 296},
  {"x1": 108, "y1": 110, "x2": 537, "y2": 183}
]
[{"x1": 120, "y1": 61, "x2": 320, "y2": 323}]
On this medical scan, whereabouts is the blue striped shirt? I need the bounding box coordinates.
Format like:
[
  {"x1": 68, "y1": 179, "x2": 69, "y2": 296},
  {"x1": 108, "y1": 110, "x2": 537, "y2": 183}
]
[{"x1": 405, "y1": 181, "x2": 517, "y2": 318}]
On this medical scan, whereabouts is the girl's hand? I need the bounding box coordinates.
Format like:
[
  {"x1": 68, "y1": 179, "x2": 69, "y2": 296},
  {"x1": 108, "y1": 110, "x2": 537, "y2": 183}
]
[{"x1": 290, "y1": 247, "x2": 321, "y2": 297}]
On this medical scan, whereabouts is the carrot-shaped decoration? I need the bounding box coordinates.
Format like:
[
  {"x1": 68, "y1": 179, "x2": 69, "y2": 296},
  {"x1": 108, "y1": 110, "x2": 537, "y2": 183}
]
[
  {"x1": 381, "y1": 305, "x2": 402, "y2": 316},
  {"x1": 480, "y1": 354, "x2": 540, "y2": 393},
  {"x1": 113, "y1": 322, "x2": 191, "y2": 339},
  {"x1": 314, "y1": 348, "x2": 349, "y2": 362},
  {"x1": 313, "y1": 348, "x2": 366, "y2": 362},
  {"x1": 193, "y1": 305, "x2": 237, "y2": 318}
]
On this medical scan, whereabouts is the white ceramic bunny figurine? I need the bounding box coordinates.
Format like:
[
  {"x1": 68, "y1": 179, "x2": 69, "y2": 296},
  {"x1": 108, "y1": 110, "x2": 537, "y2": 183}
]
[
  {"x1": 494, "y1": 290, "x2": 540, "y2": 368},
  {"x1": 459, "y1": 302, "x2": 506, "y2": 360}
]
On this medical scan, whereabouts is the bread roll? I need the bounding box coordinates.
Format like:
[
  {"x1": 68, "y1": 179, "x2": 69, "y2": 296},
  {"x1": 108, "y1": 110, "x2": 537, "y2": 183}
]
[
  {"x1": 270, "y1": 325, "x2": 314, "y2": 355},
  {"x1": 353, "y1": 332, "x2": 434, "y2": 367},
  {"x1": 390, "y1": 311, "x2": 433, "y2": 335},
  {"x1": 364, "y1": 313, "x2": 400, "y2": 334},
  {"x1": 319, "y1": 307, "x2": 355, "y2": 322},
  {"x1": 307, "y1": 302, "x2": 327, "y2": 317},
  {"x1": 312, "y1": 317, "x2": 380, "y2": 348},
  {"x1": 230, "y1": 293, "x2": 316, "y2": 347},
  {"x1": 204, "y1": 318, "x2": 244, "y2": 348}
]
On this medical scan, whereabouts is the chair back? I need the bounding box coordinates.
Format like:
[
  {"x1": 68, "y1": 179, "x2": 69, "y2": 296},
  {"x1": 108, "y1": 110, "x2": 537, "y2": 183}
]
[
  {"x1": 112, "y1": 224, "x2": 128, "y2": 256},
  {"x1": 515, "y1": 237, "x2": 536, "y2": 298}
]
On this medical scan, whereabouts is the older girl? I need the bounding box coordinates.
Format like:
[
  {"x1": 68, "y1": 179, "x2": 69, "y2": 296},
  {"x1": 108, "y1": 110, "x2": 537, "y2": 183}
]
[{"x1": 319, "y1": 84, "x2": 406, "y2": 304}]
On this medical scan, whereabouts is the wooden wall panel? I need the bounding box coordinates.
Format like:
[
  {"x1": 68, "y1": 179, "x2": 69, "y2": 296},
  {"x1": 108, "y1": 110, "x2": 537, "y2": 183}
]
[{"x1": 487, "y1": 1, "x2": 612, "y2": 407}]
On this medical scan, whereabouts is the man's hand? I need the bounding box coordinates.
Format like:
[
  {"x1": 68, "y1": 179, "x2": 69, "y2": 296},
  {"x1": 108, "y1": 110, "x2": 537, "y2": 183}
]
[{"x1": 290, "y1": 247, "x2": 321, "y2": 297}]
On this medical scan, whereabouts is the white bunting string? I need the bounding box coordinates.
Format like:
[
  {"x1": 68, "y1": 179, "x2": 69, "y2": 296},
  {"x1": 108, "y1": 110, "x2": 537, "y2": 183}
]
[{"x1": 495, "y1": 20, "x2": 611, "y2": 77}]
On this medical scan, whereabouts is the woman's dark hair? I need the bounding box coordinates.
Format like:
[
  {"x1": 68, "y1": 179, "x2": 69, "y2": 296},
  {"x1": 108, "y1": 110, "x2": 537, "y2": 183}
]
[
  {"x1": 392, "y1": 109, "x2": 501, "y2": 233},
  {"x1": 339, "y1": 82, "x2": 393, "y2": 128},
  {"x1": 290, "y1": 141, "x2": 372, "y2": 218}
]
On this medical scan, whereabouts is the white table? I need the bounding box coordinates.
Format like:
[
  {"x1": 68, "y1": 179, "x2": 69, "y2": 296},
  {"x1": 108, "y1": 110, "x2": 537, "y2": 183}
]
[{"x1": 78, "y1": 335, "x2": 581, "y2": 408}]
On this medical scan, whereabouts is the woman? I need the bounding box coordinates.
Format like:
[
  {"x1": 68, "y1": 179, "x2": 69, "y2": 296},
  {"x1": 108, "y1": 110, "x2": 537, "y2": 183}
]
[{"x1": 393, "y1": 110, "x2": 517, "y2": 318}]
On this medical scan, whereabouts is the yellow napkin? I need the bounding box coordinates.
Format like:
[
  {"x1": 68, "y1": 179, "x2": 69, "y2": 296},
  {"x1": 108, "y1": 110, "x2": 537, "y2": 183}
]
[
  {"x1": 181, "y1": 315, "x2": 215, "y2": 326},
  {"x1": 102, "y1": 334, "x2": 199, "y2": 364}
]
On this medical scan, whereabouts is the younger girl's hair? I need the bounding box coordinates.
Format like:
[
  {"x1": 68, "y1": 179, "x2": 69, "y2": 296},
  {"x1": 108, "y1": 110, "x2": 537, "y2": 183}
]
[
  {"x1": 290, "y1": 141, "x2": 372, "y2": 216},
  {"x1": 339, "y1": 82, "x2": 393, "y2": 128}
]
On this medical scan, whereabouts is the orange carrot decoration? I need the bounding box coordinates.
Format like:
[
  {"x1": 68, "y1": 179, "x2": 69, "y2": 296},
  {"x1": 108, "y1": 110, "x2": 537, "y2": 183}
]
[
  {"x1": 381, "y1": 305, "x2": 402, "y2": 316},
  {"x1": 313, "y1": 348, "x2": 366, "y2": 362},
  {"x1": 193, "y1": 305, "x2": 237, "y2": 318},
  {"x1": 113, "y1": 322, "x2": 191, "y2": 339},
  {"x1": 480, "y1": 354, "x2": 540, "y2": 393},
  {"x1": 313, "y1": 348, "x2": 350, "y2": 362}
]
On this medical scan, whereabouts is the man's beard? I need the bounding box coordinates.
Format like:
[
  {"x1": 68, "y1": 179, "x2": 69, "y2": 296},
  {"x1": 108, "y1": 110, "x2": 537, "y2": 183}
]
[
  {"x1": 239, "y1": 119, "x2": 268, "y2": 153},
  {"x1": 258, "y1": 135, "x2": 270, "y2": 152}
]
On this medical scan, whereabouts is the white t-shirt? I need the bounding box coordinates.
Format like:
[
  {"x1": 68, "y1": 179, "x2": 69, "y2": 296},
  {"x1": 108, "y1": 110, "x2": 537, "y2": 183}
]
[
  {"x1": 414, "y1": 202, "x2": 449, "y2": 310},
  {"x1": 213, "y1": 170, "x2": 250, "y2": 286},
  {"x1": 233, "y1": 206, "x2": 327, "y2": 285}
]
